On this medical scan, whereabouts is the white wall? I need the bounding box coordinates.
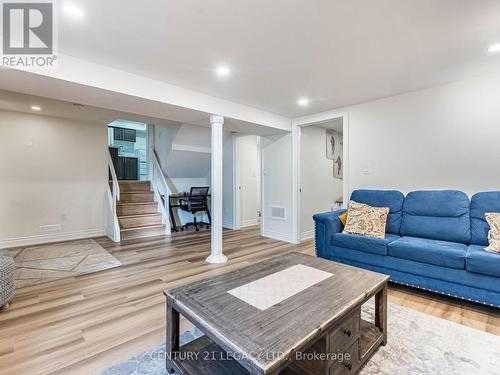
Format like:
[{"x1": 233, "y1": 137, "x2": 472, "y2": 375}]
[
  {"x1": 239, "y1": 135, "x2": 261, "y2": 227},
  {"x1": 261, "y1": 133, "x2": 294, "y2": 242},
  {"x1": 300, "y1": 126, "x2": 343, "y2": 237},
  {"x1": 0, "y1": 110, "x2": 107, "y2": 248},
  {"x1": 154, "y1": 123, "x2": 211, "y2": 182},
  {"x1": 340, "y1": 72, "x2": 500, "y2": 196},
  {"x1": 292, "y1": 71, "x2": 500, "y2": 211}
]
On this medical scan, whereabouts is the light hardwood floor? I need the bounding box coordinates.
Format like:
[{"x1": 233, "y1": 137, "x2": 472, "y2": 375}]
[{"x1": 0, "y1": 226, "x2": 499, "y2": 375}]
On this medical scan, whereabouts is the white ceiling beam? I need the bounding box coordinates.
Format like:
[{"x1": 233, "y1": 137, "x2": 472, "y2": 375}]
[{"x1": 0, "y1": 53, "x2": 291, "y2": 132}]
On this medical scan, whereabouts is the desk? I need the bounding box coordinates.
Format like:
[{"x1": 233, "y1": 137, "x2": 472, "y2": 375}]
[{"x1": 166, "y1": 194, "x2": 211, "y2": 232}]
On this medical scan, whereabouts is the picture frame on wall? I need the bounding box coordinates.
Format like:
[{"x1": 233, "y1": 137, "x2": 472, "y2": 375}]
[
  {"x1": 326, "y1": 130, "x2": 335, "y2": 160},
  {"x1": 326, "y1": 130, "x2": 343, "y2": 179}
]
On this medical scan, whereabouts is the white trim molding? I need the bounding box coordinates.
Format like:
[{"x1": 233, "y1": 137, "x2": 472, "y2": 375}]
[
  {"x1": 223, "y1": 220, "x2": 235, "y2": 230},
  {"x1": 300, "y1": 229, "x2": 315, "y2": 241},
  {"x1": 241, "y1": 219, "x2": 259, "y2": 228},
  {"x1": 291, "y1": 124, "x2": 300, "y2": 244},
  {"x1": 0, "y1": 228, "x2": 106, "y2": 249},
  {"x1": 292, "y1": 111, "x2": 350, "y2": 244},
  {"x1": 262, "y1": 229, "x2": 295, "y2": 243},
  {"x1": 232, "y1": 134, "x2": 242, "y2": 230}
]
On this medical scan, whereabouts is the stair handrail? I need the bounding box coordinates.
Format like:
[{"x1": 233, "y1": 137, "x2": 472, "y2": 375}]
[
  {"x1": 107, "y1": 150, "x2": 121, "y2": 242},
  {"x1": 108, "y1": 152, "x2": 120, "y2": 201},
  {"x1": 151, "y1": 149, "x2": 171, "y2": 235}
]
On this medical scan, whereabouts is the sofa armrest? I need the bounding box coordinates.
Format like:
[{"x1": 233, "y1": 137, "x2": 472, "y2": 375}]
[{"x1": 313, "y1": 209, "x2": 346, "y2": 258}]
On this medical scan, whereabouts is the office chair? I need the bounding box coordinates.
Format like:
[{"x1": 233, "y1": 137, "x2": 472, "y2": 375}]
[{"x1": 179, "y1": 187, "x2": 211, "y2": 232}]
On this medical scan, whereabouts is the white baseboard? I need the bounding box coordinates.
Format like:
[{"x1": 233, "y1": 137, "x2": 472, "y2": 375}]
[
  {"x1": 300, "y1": 229, "x2": 315, "y2": 241},
  {"x1": 241, "y1": 219, "x2": 259, "y2": 228},
  {"x1": 223, "y1": 219, "x2": 259, "y2": 230},
  {"x1": 262, "y1": 229, "x2": 294, "y2": 243},
  {"x1": 0, "y1": 228, "x2": 106, "y2": 249},
  {"x1": 223, "y1": 220, "x2": 235, "y2": 230}
]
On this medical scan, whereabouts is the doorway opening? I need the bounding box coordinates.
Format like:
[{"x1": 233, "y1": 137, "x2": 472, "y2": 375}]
[
  {"x1": 108, "y1": 119, "x2": 148, "y2": 181},
  {"x1": 232, "y1": 134, "x2": 262, "y2": 231},
  {"x1": 298, "y1": 115, "x2": 348, "y2": 242}
]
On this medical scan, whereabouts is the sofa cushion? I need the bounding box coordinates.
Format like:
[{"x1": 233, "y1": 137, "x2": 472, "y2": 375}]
[
  {"x1": 466, "y1": 244, "x2": 500, "y2": 278},
  {"x1": 331, "y1": 233, "x2": 400, "y2": 256},
  {"x1": 401, "y1": 190, "x2": 471, "y2": 243},
  {"x1": 470, "y1": 192, "x2": 500, "y2": 246},
  {"x1": 388, "y1": 236, "x2": 466, "y2": 269},
  {"x1": 350, "y1": 190, "x2": 404, "y2": 235}
]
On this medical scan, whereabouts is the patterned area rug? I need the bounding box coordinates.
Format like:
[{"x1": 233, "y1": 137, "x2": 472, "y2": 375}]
[
  {"x1": 101, "y1": 301, "x2": 500, "y2": 375},
  {"x1": 0, "y1": 239, "x2": 121, "y2": 288}
]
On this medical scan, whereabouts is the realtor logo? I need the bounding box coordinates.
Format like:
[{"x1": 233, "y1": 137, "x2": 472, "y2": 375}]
[{"x1": 1, "y1": 1, "x2": 57, "y2": 67}]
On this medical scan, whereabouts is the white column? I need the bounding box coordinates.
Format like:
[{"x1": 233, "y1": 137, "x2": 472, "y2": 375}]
[{"x1": 206, "y1": 115, "x2": 228, "y2": 264}]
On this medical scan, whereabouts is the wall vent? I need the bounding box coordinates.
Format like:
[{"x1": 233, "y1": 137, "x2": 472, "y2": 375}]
[{"x1": 270, "y1": 206, "x2": 286, "y2": 220}]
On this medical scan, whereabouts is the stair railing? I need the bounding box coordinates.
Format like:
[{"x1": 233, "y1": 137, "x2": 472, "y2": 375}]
[
  {"x1": 151, "y1": 150, "x2": 172, "y2": 235},
  {"x1": 106, "y1": 151, "x2": 121, "y2": 242}
]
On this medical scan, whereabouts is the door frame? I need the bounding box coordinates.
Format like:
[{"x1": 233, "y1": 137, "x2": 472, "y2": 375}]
[
  {"x1": 232, "y1": 134, "x2": 241, "y2": 230},
  {"x1": 232, "y1": 134, "x2": 263, "y2": 233},
  {"x1": 291, "y1": 111, "x2": 350, "y2": 244}
]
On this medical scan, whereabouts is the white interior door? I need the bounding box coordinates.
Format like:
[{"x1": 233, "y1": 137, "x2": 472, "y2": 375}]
[{"x1": 231, "y1": 134, "x2": 262, "y2": 231}]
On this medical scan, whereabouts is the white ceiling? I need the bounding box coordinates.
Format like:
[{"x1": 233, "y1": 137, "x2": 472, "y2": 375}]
[{"x1": 56, "y1": 0, "x2": 500, "y2": 117}]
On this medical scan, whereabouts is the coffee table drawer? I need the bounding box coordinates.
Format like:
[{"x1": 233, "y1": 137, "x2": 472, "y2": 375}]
[
  {"x1": 329, "y1": 308, "x2": 360, "y2": 351},
  {"x1": 329, "y1": 340, "x2": 359, "y2": 375}
]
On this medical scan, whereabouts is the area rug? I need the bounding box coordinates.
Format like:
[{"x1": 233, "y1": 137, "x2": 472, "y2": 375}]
[
  {"x1": 0, "y1": 239, "x2": 121, "y2": 288},
  {"x1": 101, "y1": 301, "x2": 500, "y2": 375}
]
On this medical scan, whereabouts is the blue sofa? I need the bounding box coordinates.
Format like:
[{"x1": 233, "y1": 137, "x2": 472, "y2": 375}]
[{"x1": 314, "y1": 190, "x2": 500, "y2": 308}]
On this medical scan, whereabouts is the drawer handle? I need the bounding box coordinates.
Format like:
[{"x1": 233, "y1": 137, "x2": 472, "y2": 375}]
[
  {"x1": 344, "y1": 362, "x2": 352, "y2": 371},
  {"x1": 344, "y1": 329, "x2": 352, "y2": 337}
]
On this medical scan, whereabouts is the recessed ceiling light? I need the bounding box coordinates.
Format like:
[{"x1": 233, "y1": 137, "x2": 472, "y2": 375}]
[
  {"x1": 63, "y1": 3, "x2": 85, "y2": 18},
  {"x1": 31, "y1": 105, "x2": 41, "y2": 111},
  {"x1": 297, "y1": 98, "x2": 309, "y2": 107},
  {"x1": 488, "y1": 43, "x2": 500, "y2": 53},
  {"x1": 216, "y1": 65, "x2": 231, "y2": 77}
]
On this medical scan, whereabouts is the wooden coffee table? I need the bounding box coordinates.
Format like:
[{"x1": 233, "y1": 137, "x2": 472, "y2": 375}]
[{"x1": 164, "y1": 252, "x2": 388, "y2": 375}]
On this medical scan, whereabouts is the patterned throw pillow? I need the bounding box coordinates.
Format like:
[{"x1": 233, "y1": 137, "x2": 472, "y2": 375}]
[
  {"x1": 343, "y1": 201, "x2": 389, "y2": 239},
  {"x1": 485, "y1": 213, "x2": 500, "y2": 253}
]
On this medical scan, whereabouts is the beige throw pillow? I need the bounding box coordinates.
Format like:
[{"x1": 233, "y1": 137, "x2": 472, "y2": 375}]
[
  {"x1": 485, "y1": 213, "x2": 500, "y2": 253},
  {"x1": 343, "y1": 201, "x2": 389, "y2": 239}
]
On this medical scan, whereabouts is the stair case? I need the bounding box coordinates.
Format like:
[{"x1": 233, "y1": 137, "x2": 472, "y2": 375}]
[{"x1": 115, "y1": 181, "x2": 167, "y2": 240}]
